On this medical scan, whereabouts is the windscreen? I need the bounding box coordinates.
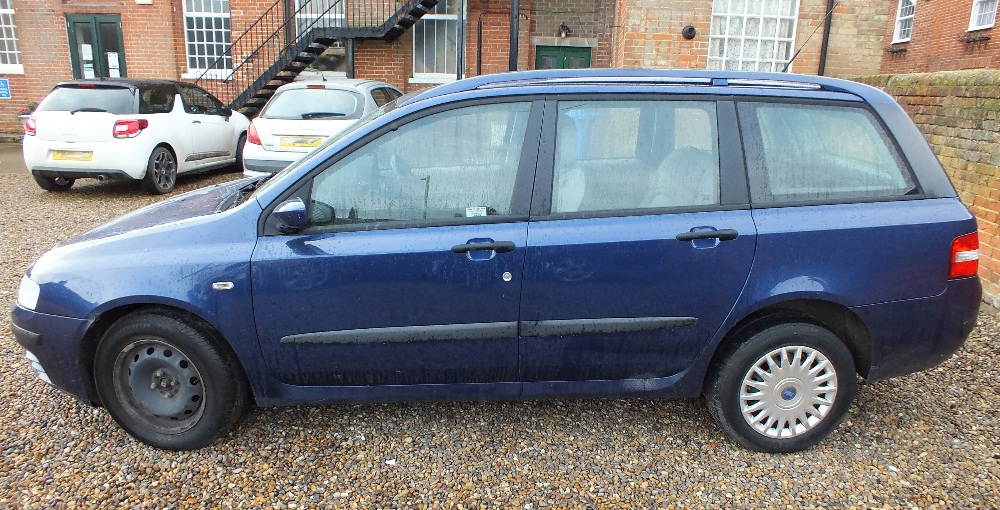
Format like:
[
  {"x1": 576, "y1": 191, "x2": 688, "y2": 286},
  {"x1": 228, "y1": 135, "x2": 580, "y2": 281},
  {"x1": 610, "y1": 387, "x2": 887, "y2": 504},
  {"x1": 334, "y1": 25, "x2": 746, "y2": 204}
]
[
  {"x1": 260, "y1": 88, "x2": 364, "y2": 120},
  {"x1": 35, "y1": 85, "x2": 136, "y2": 115}
]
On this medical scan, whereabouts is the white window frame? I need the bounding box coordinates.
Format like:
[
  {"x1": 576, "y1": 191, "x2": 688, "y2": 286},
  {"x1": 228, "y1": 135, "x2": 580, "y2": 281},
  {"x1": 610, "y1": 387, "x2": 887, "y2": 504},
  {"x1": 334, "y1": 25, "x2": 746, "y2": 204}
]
[
  {"x1": 182, "y1": 0, "x2": 232, "y2": 80},
  {"x1": 707, "y1": 0, "x2": 800, "y2": 73},
  {"x1": 0, "y1": 0, "x2": 24, "y2": 74},
  {"x1": 969, "y1": 0, "x2": 997, "y2": 31},
  {"x1": 411, "y1": 0, "x2": 463, "y2": 84},
  {"x1": 892, "y1": 0, "x2": 916, "y2": 43}
]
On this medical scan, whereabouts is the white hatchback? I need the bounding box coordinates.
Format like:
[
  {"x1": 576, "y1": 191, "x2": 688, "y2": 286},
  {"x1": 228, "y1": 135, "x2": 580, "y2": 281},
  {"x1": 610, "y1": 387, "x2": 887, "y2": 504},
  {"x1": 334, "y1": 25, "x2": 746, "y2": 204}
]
[
  {"x1": 23, "y1": 80, "x2": 249, "y2": 194},
  {"x1": 243, "y1": 79, "x2": 401, "y2": 177}
]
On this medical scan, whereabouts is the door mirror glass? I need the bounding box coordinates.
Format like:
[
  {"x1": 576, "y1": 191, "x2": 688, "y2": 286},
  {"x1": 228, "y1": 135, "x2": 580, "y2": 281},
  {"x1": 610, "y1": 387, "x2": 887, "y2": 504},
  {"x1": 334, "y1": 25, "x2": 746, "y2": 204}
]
[{"x1": 273, "y1": 198, "x2": 308, "y2": 233}]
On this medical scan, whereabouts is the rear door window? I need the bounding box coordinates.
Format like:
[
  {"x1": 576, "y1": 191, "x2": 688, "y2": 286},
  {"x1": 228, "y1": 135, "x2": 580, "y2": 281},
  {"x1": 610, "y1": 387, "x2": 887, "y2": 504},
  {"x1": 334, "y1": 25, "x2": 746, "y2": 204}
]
[
  {"x1": 138, "y1": 84, "x2": 176, "y2": 114},
  {"x1": 738, "y1": 102, "x2": 916, "y2": 204},
  {"x1": 370, "y1": 88, "x2": 392, "y2": 107},
  {"x1": 35, "y1": 85, "x2": 135, "y2": 115},
  {"x1": 551, "y1": 100, "x2": 721, "y2": 213}
]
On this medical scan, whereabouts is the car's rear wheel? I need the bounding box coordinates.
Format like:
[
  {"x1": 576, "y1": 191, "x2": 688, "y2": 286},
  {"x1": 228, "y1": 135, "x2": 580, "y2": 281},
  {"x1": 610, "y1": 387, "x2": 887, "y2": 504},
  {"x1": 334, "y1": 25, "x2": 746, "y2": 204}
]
[
  {"x1": 32, "y1": 172, "x2": 74, "y2": 191},
  {"x1": 143, "y1": 146, "x2": 177, "y2": 194},
  {"x1": 94, "y1": 310, "x2": 248, "y2": 450},
  {"x1": 705, "y1": 321, "x2": 856, "y2": 453}
]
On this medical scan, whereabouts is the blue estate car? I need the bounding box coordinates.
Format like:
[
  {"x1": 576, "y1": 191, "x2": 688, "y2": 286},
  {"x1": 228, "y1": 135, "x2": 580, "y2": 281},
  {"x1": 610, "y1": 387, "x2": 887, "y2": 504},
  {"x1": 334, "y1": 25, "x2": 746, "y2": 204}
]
[{"x1": 12, "y1": 70, "x2": 981, "y2": 452}]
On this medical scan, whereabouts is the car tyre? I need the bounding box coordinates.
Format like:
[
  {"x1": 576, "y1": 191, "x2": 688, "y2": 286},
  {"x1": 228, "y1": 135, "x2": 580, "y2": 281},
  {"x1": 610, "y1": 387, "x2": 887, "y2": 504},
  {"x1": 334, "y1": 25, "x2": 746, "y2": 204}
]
[
  {"x1": 143, "y1": 146, "x2": 177, "y2": 194},
  {"x1": 32, "y1": 172, "x2": 75, "y2": 191},
  {"x1": 232, "y1": 133, "x2": 247, "y2": 172},
  {"x1": 94, "y1": 310, "x2": 248, "y2": 450},
  {"x1": 704, "y1": 321, "x2": 856, "y2": 453}
]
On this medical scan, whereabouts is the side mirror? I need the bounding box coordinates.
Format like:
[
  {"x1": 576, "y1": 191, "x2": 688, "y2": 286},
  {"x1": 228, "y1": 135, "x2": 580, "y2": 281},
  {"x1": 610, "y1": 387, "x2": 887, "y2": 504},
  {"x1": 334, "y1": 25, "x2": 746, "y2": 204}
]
[
  {"x1": 272, "y1": 198, "x2": 308, "y2": 233},
  {"x1": 221, "y1": 106, "x2": 233, "y2": 117}
]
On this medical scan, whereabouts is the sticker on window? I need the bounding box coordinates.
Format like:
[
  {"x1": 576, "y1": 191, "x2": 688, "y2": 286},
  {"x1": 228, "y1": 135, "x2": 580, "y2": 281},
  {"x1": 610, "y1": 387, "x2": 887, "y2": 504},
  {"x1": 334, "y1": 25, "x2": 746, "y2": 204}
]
[{"x1": 466, "y1": 206, "x2": 488, "y2": 218}]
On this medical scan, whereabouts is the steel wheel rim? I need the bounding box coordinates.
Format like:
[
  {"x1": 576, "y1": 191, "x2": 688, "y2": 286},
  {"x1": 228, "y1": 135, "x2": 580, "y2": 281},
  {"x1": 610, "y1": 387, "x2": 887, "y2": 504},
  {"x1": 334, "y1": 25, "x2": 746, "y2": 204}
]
[
  {"x1": 112, "y1": 338, "x2": 206, "y2": 434},
  {"x1": 739, "y1": 345, "x2": 838, "y2": 439},
  {"x1": 152, "y1": 151, "x2": 176, "y2": 189}
]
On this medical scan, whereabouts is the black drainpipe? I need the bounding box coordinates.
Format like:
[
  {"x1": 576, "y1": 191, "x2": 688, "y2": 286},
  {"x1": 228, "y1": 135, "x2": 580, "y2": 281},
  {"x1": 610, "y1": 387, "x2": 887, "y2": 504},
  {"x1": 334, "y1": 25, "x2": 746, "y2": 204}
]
[
  {"x1": 477, "y1": 16, "x2": 483, "y2": 76},
  {"x1": 817, "y1": 0, "x2": 835, "y2": 76}
]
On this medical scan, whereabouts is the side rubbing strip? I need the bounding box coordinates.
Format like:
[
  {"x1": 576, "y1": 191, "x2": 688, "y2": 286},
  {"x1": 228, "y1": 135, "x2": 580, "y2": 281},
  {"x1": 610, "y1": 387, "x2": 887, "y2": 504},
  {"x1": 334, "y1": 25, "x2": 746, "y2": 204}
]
[
  {"x1": 521, "y1": 317, "x2": 698, "y2": 337},
  {"x1": 281, "y1": 322, "x2": 519, "y2": 344}
]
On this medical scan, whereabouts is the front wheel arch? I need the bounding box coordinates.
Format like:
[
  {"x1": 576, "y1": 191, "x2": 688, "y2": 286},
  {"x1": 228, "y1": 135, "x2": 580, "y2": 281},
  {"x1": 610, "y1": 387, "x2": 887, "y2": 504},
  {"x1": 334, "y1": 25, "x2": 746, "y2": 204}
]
[{"x1": 82, "y1": 304, "x2": 254, "y2": 407}]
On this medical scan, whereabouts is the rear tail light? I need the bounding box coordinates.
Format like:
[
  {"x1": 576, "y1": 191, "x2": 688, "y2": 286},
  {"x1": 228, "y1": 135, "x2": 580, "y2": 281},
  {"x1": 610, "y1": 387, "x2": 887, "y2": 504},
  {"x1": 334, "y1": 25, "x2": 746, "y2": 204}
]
[
  {"x1": 113, "y1": 119, "x2": 149, "y2": 138},
  {"x1": 23, "y1": 116, "x2": 35, "y2": 136},
  {"x1": 247, "y1": 121, "x2": 261, "y2": 145},
  {"x1": 949, "y1": 232, "x2": 979, "y2": 279}
]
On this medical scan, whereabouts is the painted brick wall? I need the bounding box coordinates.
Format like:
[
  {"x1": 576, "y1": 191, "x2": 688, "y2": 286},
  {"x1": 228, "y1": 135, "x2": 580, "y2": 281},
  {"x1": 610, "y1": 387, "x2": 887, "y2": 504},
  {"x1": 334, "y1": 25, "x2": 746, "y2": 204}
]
[
  {"x1": 881, "y1": 1, "x2": 999, "y2": 74},
  {"x1": 856, "y1": 70, "x2": 1000, "y2": 307},
  {"x1": 530, "y1": 0, "x2": 615, "y2": 67}
]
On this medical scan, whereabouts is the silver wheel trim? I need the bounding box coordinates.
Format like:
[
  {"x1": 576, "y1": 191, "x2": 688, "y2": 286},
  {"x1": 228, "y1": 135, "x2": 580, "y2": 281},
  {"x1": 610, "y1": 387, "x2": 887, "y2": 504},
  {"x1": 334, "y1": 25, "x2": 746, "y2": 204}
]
[
  {"x1": 152, "y1": 151, "x2": 176, "y2": 189},
  {"x1": 739, "y1": 345, "x2": 838, "y2": 439}
]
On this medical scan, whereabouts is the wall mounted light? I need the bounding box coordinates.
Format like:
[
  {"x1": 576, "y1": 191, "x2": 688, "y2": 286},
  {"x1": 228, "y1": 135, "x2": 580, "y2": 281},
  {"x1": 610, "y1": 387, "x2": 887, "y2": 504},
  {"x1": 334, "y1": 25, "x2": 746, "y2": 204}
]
[{"x1": 559, "y1": 22, "x2": 572, "y2": 39}]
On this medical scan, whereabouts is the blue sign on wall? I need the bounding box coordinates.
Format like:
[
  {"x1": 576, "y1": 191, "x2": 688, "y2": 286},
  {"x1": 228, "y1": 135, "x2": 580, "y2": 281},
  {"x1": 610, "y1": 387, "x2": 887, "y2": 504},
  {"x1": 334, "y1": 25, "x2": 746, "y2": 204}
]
[{"x1": 0, "y1": 79, "x2": 10, "y2": 99}]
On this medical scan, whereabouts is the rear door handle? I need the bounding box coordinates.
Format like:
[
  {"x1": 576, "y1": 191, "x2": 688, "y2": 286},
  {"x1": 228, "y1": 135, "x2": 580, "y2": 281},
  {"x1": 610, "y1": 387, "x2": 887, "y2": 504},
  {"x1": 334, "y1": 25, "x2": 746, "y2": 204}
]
[
  {"x1": 192, "y1": 120, "x2": 202, "y2": 124},
  {"x1": 451, "y1": 241, "x2": 516, "y2": 254},
  {"x1": 675, "y1": 229, "x2": 738, "y2": 242}
]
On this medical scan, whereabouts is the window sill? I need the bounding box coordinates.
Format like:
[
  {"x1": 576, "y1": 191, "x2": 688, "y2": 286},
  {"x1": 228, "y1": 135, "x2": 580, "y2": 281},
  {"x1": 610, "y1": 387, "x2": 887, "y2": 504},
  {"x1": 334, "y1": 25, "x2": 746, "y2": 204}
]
[
  {"x1": 967, "y1": 24, "x2": 995, "y2": 32},
  {"x1": 409, "y1": 75, "x2": 458, "y2": 85},
  {"x1": 0, "y1": 64, "x2": 24, "y2": 75},
  {"x1": 182, "y1": 70, "x2": 233, "y2": 81},
  {"x1": 889, "y1": 38, "x2": 911, "y2": 44}
]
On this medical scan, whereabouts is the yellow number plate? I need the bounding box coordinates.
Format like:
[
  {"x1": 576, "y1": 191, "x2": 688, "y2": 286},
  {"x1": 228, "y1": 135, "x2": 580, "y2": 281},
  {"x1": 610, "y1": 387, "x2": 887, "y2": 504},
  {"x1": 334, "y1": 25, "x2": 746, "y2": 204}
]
[
  {"x1": 279, "y1": 136, "x2": 322, "y2": 148},
  {"x1": 52, "y1": 150, "x2": 93, "y2": 162}
]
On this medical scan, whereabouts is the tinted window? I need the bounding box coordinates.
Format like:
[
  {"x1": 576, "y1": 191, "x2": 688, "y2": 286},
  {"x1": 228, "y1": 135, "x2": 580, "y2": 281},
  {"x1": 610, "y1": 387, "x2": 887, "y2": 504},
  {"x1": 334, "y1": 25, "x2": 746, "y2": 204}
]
[
  {"x1": 261, "y1": 88, "x2": 364, "y2": 120},
  {"x1": 308, "y1": 102, "x2": 532, "y2": 227},
  {"x1": 35, "y1": 85, "x2": 135, "y2": 115},
  {"x1": 370, "y1": 88, "x2": 392, "y2": 107},
  {"x1": 179, "y1": 85, "x2": 223, "y2": 115},
  {"x1": 552, "y1": 100, "x2": 720, "y2": 213},
  {"x1": 739, "y1": 102, "x2": 915, "y2": 203},
  {"x1": 138, "y1": 84, "x2": 176, "y2": 114}
]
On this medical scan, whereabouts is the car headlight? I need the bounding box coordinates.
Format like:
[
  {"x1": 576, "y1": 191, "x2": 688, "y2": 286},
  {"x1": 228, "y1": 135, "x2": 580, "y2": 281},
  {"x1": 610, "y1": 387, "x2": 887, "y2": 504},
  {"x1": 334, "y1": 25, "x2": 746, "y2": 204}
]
[{"x1": 17, "y1": 275, "x2": 40, "y2": 311}]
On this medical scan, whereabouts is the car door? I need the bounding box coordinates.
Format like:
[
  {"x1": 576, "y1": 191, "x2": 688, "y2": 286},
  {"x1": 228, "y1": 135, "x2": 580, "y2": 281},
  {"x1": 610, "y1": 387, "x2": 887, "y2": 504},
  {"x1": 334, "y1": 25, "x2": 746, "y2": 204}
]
[
  {"x1": 519, "y1": 98, "x2": 757, "y2": 385},
  {"x1": 178, "y1": 85, "x2": 233, "y2": 167},
  {"x1": 252, "y1": 100, "x2": 542, "y2": 388}
]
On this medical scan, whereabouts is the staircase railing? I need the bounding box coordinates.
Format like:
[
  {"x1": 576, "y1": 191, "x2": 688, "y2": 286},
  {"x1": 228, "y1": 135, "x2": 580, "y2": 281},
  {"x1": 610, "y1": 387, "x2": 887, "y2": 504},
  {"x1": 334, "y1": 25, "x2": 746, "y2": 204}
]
[{"x1": 194, "y1": 0, "x2": 433, "y2": 111}]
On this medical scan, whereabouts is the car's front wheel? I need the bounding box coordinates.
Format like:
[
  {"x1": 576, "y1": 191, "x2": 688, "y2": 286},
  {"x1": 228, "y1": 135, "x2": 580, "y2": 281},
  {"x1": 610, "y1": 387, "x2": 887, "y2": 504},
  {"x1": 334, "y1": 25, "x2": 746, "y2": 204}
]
[
  {"x1": 143, "y1": 146, "x2": 177, "y2": 194},
  {"x1": 93, "y1": 310, "x2": 248, "y2": 450},
  {"x1": 32, "y1": 172, "x2": 75, "y2": 191},
  {"x1": 705, "y1": 321, "x2": 856, "y2": 453}
]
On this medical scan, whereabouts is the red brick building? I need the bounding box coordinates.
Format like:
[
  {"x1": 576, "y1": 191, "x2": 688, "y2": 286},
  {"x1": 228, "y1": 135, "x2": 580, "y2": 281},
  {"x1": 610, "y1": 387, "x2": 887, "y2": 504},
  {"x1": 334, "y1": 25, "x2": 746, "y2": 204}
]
[
  {"x1": 0, "y1": 0, "x2": 893, "y2": 134},
  {"x1": 882, "y1": 0, "x2": 999, "y2": 73}
]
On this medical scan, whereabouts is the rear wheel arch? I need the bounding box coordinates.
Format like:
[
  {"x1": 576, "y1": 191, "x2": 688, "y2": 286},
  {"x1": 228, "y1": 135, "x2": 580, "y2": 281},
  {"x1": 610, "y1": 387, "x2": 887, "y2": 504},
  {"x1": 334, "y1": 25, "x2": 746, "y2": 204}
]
[{"x1": 709, "y1": 299, "x2": 873, "y2": 382}]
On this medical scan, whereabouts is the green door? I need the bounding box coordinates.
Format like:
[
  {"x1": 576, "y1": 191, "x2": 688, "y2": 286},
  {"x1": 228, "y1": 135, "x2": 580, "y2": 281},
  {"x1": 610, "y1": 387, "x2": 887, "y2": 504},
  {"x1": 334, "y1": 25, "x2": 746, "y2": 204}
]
[
  {"x1": 535, "y1": 46, "x2": 592, "y2": 70},
  {"x1": 66, "y1": 15, "x2": 127, "y2": 79}
]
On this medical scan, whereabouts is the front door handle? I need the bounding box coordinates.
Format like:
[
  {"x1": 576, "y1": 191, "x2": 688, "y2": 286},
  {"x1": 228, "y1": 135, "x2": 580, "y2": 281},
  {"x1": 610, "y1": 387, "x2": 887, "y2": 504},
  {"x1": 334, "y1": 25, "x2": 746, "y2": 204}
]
[
  {"x1": 451, "y1": 241, "x2": 516, "y2": 254},
  {"x1": 675, "y1": 229, "x2": 739, "y2": 242},
  {"x1": 192, "y1": 120, "x2": 202, "y2": 124}
]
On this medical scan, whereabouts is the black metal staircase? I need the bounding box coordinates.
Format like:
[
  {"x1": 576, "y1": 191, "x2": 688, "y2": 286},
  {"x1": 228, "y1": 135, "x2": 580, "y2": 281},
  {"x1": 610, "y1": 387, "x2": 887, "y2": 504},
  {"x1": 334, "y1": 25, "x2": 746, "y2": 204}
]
[{"x1": 196, "y1": 0, "x2": 438, "y2": 117}]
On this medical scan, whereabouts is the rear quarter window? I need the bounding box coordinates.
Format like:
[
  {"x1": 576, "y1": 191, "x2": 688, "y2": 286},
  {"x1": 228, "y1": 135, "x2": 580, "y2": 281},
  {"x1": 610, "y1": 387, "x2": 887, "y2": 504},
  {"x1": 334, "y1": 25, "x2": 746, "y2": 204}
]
[
  {"x1": 738, "y1": 101, "x2": 916, "y2": 204},
  {"x1": 35, "y1": 85, "x2": 136, "y2": 115}
]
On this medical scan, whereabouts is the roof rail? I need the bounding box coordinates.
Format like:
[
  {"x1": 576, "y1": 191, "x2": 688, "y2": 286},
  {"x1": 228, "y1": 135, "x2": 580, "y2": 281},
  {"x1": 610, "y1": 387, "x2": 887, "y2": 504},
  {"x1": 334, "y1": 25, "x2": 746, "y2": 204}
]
[{"x1": 402, "y1": 69, "x2": 870, "y2": 105}]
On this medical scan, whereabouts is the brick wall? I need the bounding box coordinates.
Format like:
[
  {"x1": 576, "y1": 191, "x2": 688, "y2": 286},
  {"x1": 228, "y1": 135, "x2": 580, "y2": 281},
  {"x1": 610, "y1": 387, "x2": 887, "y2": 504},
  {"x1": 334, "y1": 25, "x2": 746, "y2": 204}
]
[
  {"x1": 617, "y1": 0, "x2": 888, "y2": 77},
  {"x1": 881, "y1": 1, "x2": 1000, "y2": 74},
  {"x1": 2, "y1": 0, "x2": 181, "y2": 135},
  {"x1": 855, "y1": 70, "x2": 1000, "y2": 307}
]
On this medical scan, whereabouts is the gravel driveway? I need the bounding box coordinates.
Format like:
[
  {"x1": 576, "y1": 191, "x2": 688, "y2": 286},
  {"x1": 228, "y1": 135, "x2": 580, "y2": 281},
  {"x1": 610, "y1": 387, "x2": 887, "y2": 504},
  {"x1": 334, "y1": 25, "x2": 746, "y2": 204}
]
[{"x1": 1, "y1": 172, "x2": 998, "y2": 508}]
